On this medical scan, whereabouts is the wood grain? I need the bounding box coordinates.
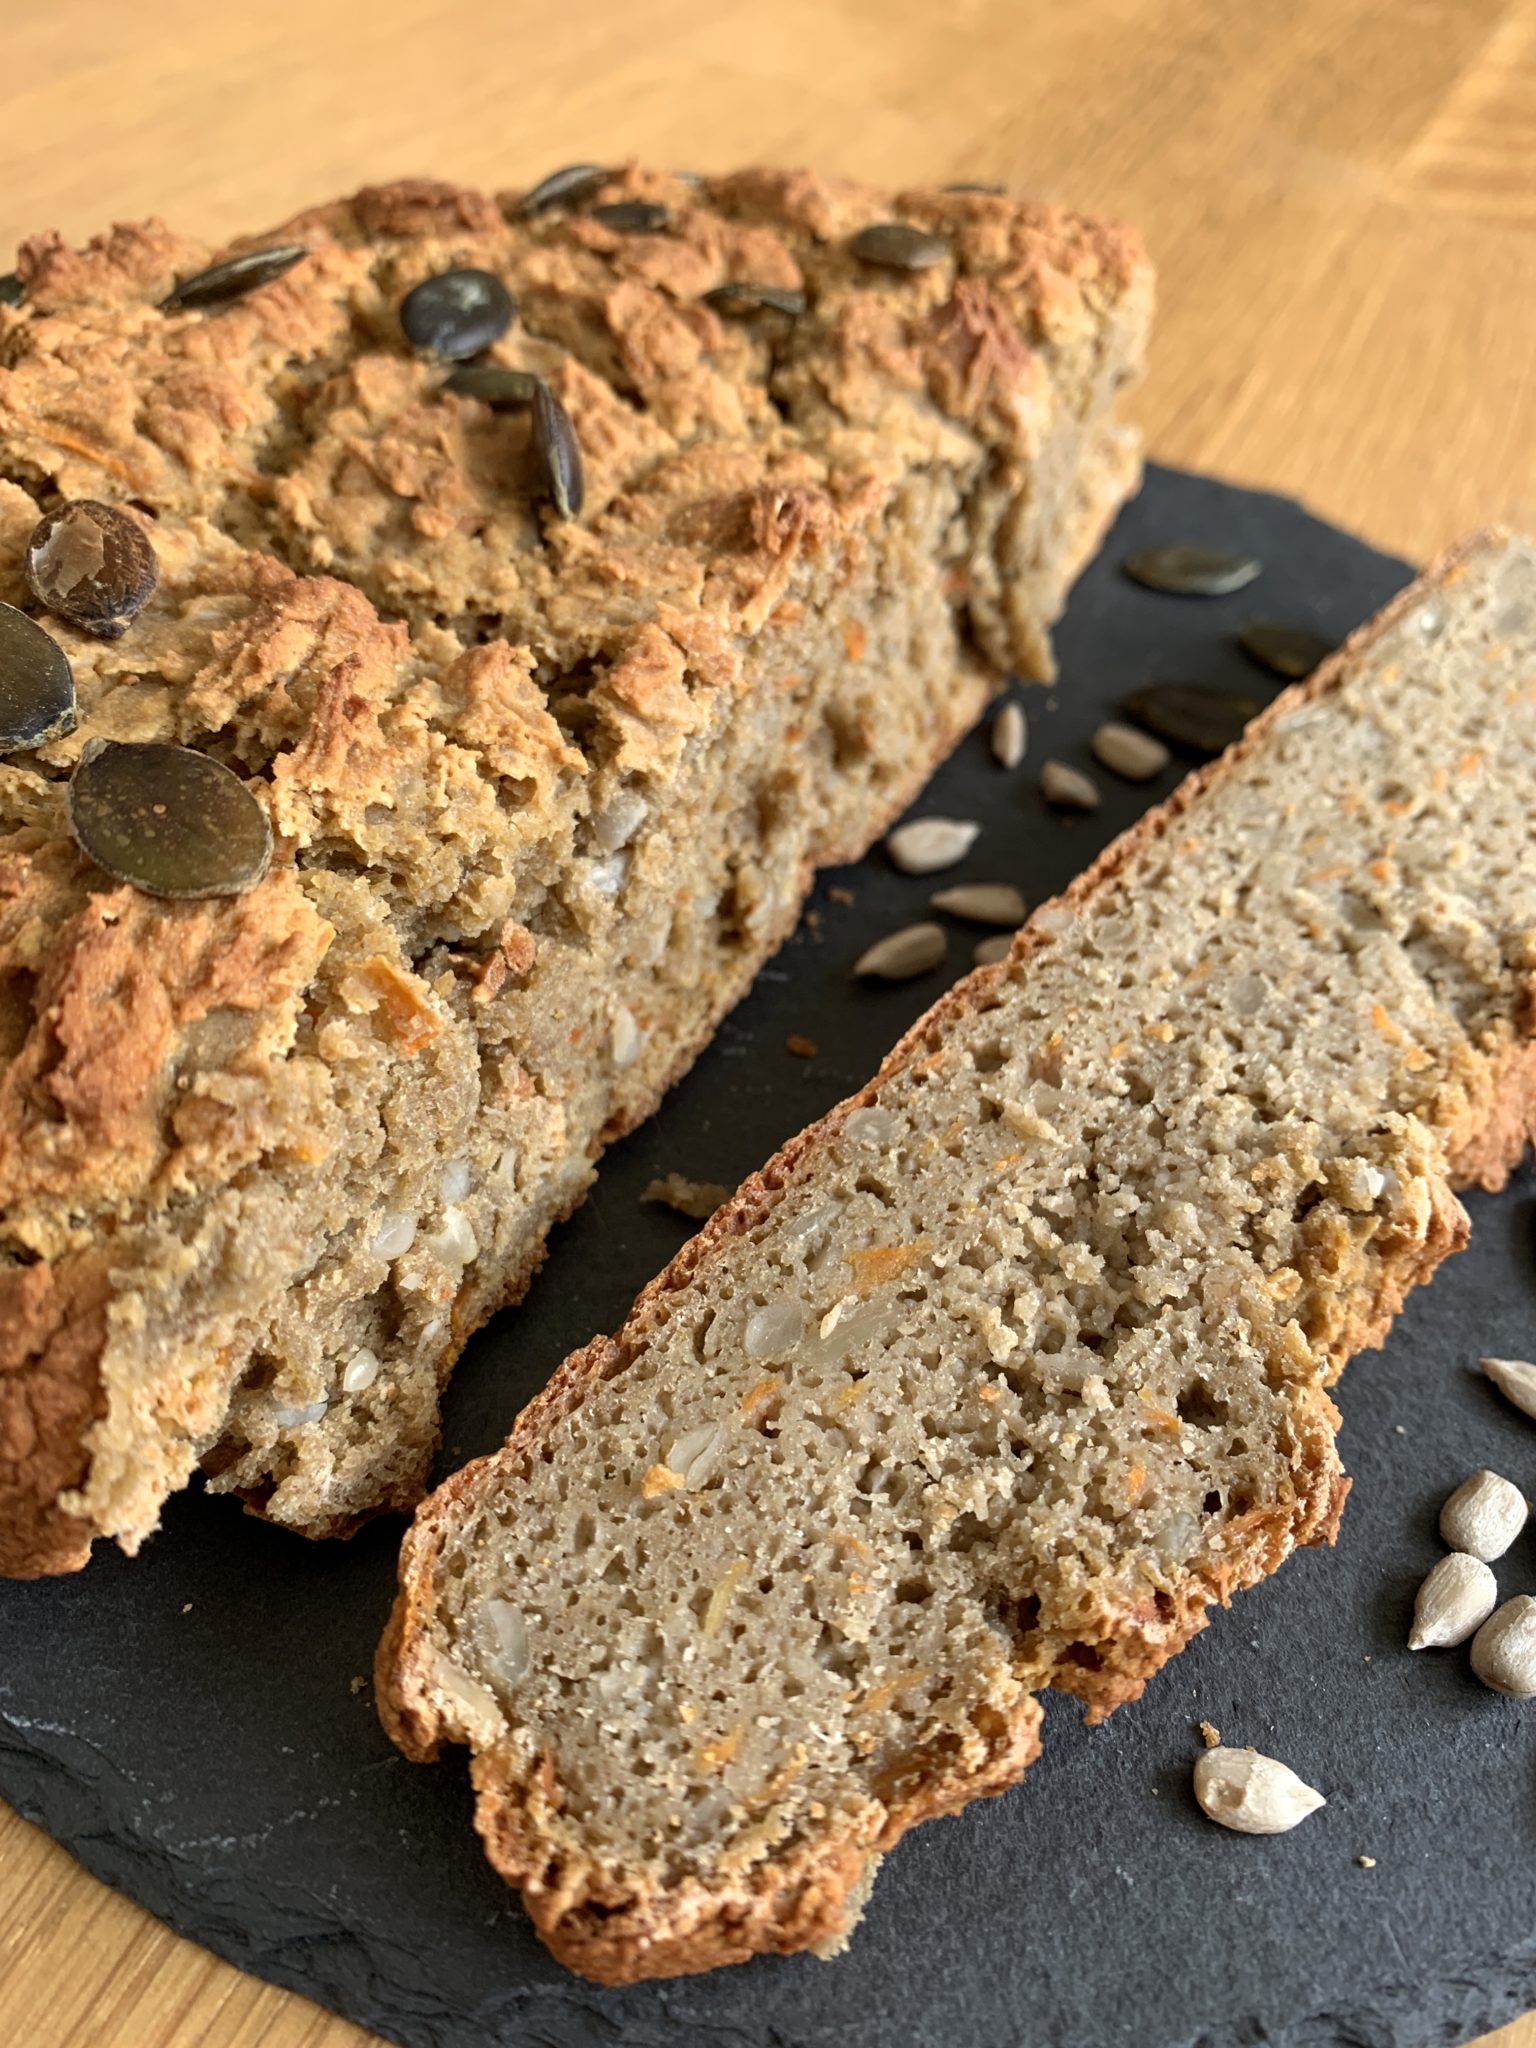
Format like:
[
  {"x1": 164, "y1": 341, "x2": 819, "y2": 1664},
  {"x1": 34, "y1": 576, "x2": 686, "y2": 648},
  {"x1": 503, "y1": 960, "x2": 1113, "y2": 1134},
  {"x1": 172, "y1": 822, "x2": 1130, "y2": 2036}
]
[{"x1": 2, "y1": 1, "x2": 1534, "y2": 2043}]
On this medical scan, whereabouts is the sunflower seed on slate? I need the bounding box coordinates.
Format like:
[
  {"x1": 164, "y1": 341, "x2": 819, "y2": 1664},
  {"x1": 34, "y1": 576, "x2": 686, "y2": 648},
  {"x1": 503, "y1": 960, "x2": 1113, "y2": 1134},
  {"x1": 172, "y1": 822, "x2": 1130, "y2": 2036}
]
[
  {"x1": 991, "y1": 701, "x2": 1027, "y2": 769},
  {"x1": 1092, "y1": 719, "x2": 1170, "y2": 781},
  {"x1": 973, "y1": 933, "x2": 1013, "y2": 966},
  {"x1": 1122, "y1": 683, "x2": 1260, "y2": 755},
  {"x1": 943, "y1": 180, "x2": 1007, "y2": 194},
  {"x1": 1122, "y1": 544, "x2": 1262, "y2": 598},
  {"x1": 519, "y1": 164, "x2": 611, "y2": 217},
  {"x1": 590, "y1": 199, "x2": 671, "y2": 234},
  {"x1": 1040, "y1": 760, "x2": 1100, "y2": 810},
  {"x1": 1481, "y1": 1356, "x2": 1536, "y2": 1421},
  {"x1": 161, "y1": 244, "x2": 308, "y2": 312},
  {"x1": 0, "y1": 603, "x2": 75, "y2": 753},
  {"x1": 442, "y1": 364, "x2": 542, "y2": 406},
  {"x1": 67, "y1": 738, "x2": 272, "y2": 899},
  {"x1": 531, "y1": 382, "x2": 584, "y2": 519},
  {"x1": 400, "y1": 268, "x2": 515, "y2": 361},
  {"x1": 1239, "y1": 618, "x2": 1335, "y2": 680},
  {"x1": 0, "y1": 273, "x2": 23, "y2": 308},
  {"x1": 931, "y1": 882, "x2": 1026, "y2": 926},
  {"x1": 887, "y1": 816, "x2": 981, "y2": 874},
  {"x1": 850, "y1": 222, "x2": 948, "y2": 272},
  {"x1": 26, "y1": 500, "x2": 158, "y2": 640},
  {"x1": 854, "y1": 921, "x2": 947, "y2": 981},
  {"x1": 703, "y1": 281, "x2": 807, "y2": 319}
]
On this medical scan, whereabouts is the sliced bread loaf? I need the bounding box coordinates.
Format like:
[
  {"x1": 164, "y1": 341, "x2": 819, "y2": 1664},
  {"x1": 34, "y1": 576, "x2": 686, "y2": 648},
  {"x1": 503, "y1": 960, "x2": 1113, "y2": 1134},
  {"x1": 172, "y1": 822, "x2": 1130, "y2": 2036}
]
[
  {"x1": 0, "y1": 169, "x2": 1151, "y2": 1573},
  {"x1": 379, "y1": 531, "x2": 1536, "y2": 1982}
]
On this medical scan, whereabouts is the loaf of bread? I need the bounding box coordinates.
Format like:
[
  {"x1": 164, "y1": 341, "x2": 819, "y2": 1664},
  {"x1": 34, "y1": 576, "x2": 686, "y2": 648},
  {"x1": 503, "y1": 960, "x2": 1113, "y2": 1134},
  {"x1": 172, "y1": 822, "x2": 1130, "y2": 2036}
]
[
  {"x1": 0, "y1": 169, "x2": 1151, "y2": 1574},
  {"x1": 379, "y1": 531, "x2": 1536, "y2": 1983}
]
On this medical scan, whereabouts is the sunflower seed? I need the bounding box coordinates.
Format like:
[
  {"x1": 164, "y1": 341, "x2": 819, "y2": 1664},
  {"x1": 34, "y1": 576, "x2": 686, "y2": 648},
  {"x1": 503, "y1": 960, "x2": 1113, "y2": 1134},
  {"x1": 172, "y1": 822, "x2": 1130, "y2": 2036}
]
[
  {"x1": 519, "y1": 164, "x2": 611, "y2": 217},
  {"x1": 930, "y1": 882, "x2": 1026, "y2": 926},
  {"x1": 25, "y1": 500, "x2": 158, "y2": 640},
  {"x1": 442, "y1": 364, "x2": 541, "y2": 406},
  {"x1": 1239, "y1": 618, "x2": 1334, "y2": 680},
  {"x1": 531, "y1": 382, "x2": 584, "y2": 519},
  {"x1": 1408, "y1": 1551, "x2": 1498, "y2": 1650},
  {"x1": 590, "y1": 199, "x2": 671, "y2": 233},
  {"x1": 854, "y1": 922, "x2": 946, "y2": 980},
  {"x1": 703, "y1": 281, "x2": 807, "y2": 319},
  {"x1": 973, "y1": 933, "x2": 1013, "y2": 966},
  {"x1": 991, "y1": 701, "x2": 1027, "y2": 769},
  {"x1": 1121, "y1": 683, "x2": 1259, "y2": 755},
  {"x1": 1091, "y1": 719, "x2": 1170, "y2": 781},
  {"x1": 849, "y1": 222, "x2": 948, "y2": 272},
  {"x1": 0, "y1": 273, "x2": 23, "y2": 308},
  {"x1": 67, "y1": 738, "x2": 272, "y2": 898},
  {"x1": 943, "y1": 180, "x2": 1007, "y2": 194},
  {"x1": 1123, "y1": 544, "x2": 1262, "y2": 598},
  {"x1": 1470, "y1": 1596, "x2": 1536, "y2": 1697},
  {"x1": 400, "y1": 268, "x2": 515, "y2": 361},
  {"x1": 1481, "y1": 1356, "x2": 1536, "y2": 1421},
  {"x1": 1193, "y1": 1748, "x2": 1325, "y2": 1834},
  {"x1": 886, "y1": 816, "x2": 980, "y2": 874},
  {"x1": 161, "y1": 244, "x2": 308, "y2": 311},
  {"x1": 1439, "y1": 1469, "x2": 1527, "y2": 1561},
  {"x1": 0, "y1": 603, "x2": 75, "y2": 753},
  {"x1": 1040, "y1": 760, "x2": 1100, "y2": 810}
]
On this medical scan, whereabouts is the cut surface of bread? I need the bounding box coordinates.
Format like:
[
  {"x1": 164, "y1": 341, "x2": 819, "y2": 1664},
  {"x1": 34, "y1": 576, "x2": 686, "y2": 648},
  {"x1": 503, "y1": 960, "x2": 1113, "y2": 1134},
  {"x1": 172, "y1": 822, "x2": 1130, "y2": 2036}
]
[
  {"x1": 379, "y1": 531, "x2": 1536, "y2": 1984},
  {"x1": 0, "y1": 168, "x2": 1152, "y2": 1574}
]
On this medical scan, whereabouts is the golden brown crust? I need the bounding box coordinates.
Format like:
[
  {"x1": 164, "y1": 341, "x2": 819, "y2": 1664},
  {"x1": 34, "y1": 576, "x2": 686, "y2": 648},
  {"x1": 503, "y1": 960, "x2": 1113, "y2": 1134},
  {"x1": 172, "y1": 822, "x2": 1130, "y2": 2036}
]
[{"x1": 378, "y1": 530, "x2": 1536, "y2": 1982}]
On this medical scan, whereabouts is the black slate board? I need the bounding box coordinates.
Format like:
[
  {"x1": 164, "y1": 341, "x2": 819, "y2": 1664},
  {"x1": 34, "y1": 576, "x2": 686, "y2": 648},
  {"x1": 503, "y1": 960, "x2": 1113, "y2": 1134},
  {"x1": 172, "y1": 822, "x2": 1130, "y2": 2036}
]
[{"x1": 5, "y1": 465, "x2": 1535, "y2": 2048}]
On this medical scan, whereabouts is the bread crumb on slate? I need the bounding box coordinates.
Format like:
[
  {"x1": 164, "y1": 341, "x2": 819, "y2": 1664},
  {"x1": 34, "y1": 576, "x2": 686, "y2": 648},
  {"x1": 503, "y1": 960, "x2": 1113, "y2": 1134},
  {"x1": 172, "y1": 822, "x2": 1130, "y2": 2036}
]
[
  {"x1": 1357, "y1": 1855, "x2": 1376, "y2": 1869},
  {"x1": 786, "y1": 1034, "x2": 819, "y2": 1058},
  {"x1": 828, "y1": 886, "x2": 856, "y2": 906},
  {"x1": 1199, "y1": 1719, "x2": 1221, "y2": 1748},
  {"x1": 643, "y1": 1173, "x2": 731, "y2": 1221}
]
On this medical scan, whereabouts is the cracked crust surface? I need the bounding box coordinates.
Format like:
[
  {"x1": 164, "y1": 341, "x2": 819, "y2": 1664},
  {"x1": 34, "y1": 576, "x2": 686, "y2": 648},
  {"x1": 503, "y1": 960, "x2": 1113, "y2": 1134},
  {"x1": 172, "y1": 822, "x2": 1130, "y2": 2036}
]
[
  {"x1": 0, "y1": 168, "x2": 1152, "y2": 1572},
  {"x1": 379, "y1": 531, "x2": 1536, "y2": 1983}
]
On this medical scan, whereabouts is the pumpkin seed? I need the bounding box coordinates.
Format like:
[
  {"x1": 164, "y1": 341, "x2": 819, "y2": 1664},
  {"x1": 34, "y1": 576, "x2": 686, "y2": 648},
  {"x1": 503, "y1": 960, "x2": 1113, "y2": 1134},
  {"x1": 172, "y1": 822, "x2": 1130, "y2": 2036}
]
[
  {"x1": 1121, "y1": 683, "x2": 1259, "y2": 755},
  {"x1": 442, "y1": 364, "x2": 541, "y2": 406},
  {"x1": 1238, "y1": 618, "x2": 1335, "y2": 680},
  {"x1": 1122, "y1": 544, "x2": 1262, "y2": 598},
  {"x1": 67, "y1": 738, "x2": 272, "y2": 899},
  {"x1": 25, "y1": 500, "x2": 158, "y2": 640},
  {"x1": 1040, "y1": 760, "x2": 1100, "y2": 810},
  {"x1": 849, "y1": 222, "x2": 948, "y2": 272},
  {"x1": 1091, "y1": 719, "x2": 1170, "y2": 781},
  {"x1": 531, "y1": 382, "x2": 584, "y2": 519},
  {"x1": 886, "y1": 816, "x2": 980, "y2": 874},
  {"x1": 0, "y1": 603, "x2": 75, "y2": 753},
  {"x1": 930, "y1": 882, "x2": 1026, "y2": 926},
  {"x1": 518, "y1": 164, "x2": 611, "y2": 217},
  {"x1": 0, "y1": 273, "x2": 23, "y2": 308},
  {"x1": 854, "y1": 922, "x2": 946, "y2": 981},
  {"x1": 399, "y1": 268, "x2": 515, "y2": 360},
  {"x1": 973, "y1": 933, "x2": 1013, "y2": 967},
  {"x1": 590, "y1": 199, "x2": 671, "y2": 234},
  {"x1": 991, "y1": 701, "x2": 1027, "y2": 769},
  {"x1": 703, "y1": 281, "x2": 807, "y2": 319},
  {"x1": 161, "y1": 244, "x2": 308, "y2": 312}
]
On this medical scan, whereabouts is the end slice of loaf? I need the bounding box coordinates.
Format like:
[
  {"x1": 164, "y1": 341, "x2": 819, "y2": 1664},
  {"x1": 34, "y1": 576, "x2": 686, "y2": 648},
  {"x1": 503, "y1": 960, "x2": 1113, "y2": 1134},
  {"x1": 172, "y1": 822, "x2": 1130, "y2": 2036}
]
[
  {"x1": 379, "y1": 531, "x2": 1536, "y2": 1984},
  {"x1": 0, "y1": 168, "x2": 1151, "y2": 1574}
]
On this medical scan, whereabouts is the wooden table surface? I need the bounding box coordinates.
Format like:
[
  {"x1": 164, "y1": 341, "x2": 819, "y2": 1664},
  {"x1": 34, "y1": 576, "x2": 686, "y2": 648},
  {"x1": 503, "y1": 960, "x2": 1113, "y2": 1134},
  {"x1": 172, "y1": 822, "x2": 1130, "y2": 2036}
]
[{"x1": 2, "y1": 1, "x2": 1534, "y2": 2043}]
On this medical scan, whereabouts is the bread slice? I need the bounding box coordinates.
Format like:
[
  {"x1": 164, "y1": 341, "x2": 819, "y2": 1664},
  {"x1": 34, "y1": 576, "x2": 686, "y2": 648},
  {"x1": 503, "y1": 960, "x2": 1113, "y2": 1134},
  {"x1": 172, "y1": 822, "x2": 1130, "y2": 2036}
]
[
  {"x1": 0, "y1": 170, "x2": 1151, "y2": 1574},
  {"x1": 379, "y1": 531, "x2": 1536, "y2": 1984}
]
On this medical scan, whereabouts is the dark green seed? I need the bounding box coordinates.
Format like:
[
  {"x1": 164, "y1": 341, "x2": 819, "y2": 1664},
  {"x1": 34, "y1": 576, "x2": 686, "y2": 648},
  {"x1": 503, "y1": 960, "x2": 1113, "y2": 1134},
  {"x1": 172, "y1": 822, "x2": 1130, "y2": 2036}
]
[
  {"x1": 703, "y1": 280, "x2": 806, "y2": 319},
  {"x1": 67, "y1": 739, "x2": 272, "y2": 899},
  {"x1": 161, "y1": 244, "x2": 308, "y2": 312},
  {"x1": 0, "y1": 273, "x2": 24, "y2": 309},
  {"x1": 943, "y1": 180, "x2": 1007, "y2": 195},
  {"x1": 442, "y1": 364, "x2": 542, "y2": 406},
  {"x1": 1238, "y1": 618, "x2": 1335, "y2": 680},
  {"x1": 1121, "y1": 684, "x2": 1261, "y2": 756},
  {"x1": 1122, "y1": 544, "x2": 1262, "y2": 597},
  {"x1": 26, "y1": 500, "x2": 158, "y2": 640},
  {"x1": 400, "y1": 268, "x2": 515, "y2": 361},
  {"x1": 519, "y1": 164, "x2": 611, "y2": 217},
  {"x1": 0, "y1": 603, "x2": 75, "y2": 754},
  {"x1": 589, "y1": 200, "x2": 671, "y2": 234},
  {"x1": 849, "y1": 222, "x2": 949, "y2": 272},
  {"x1": 531, "y1": 383, "x2": 583, "y2": 520}
]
